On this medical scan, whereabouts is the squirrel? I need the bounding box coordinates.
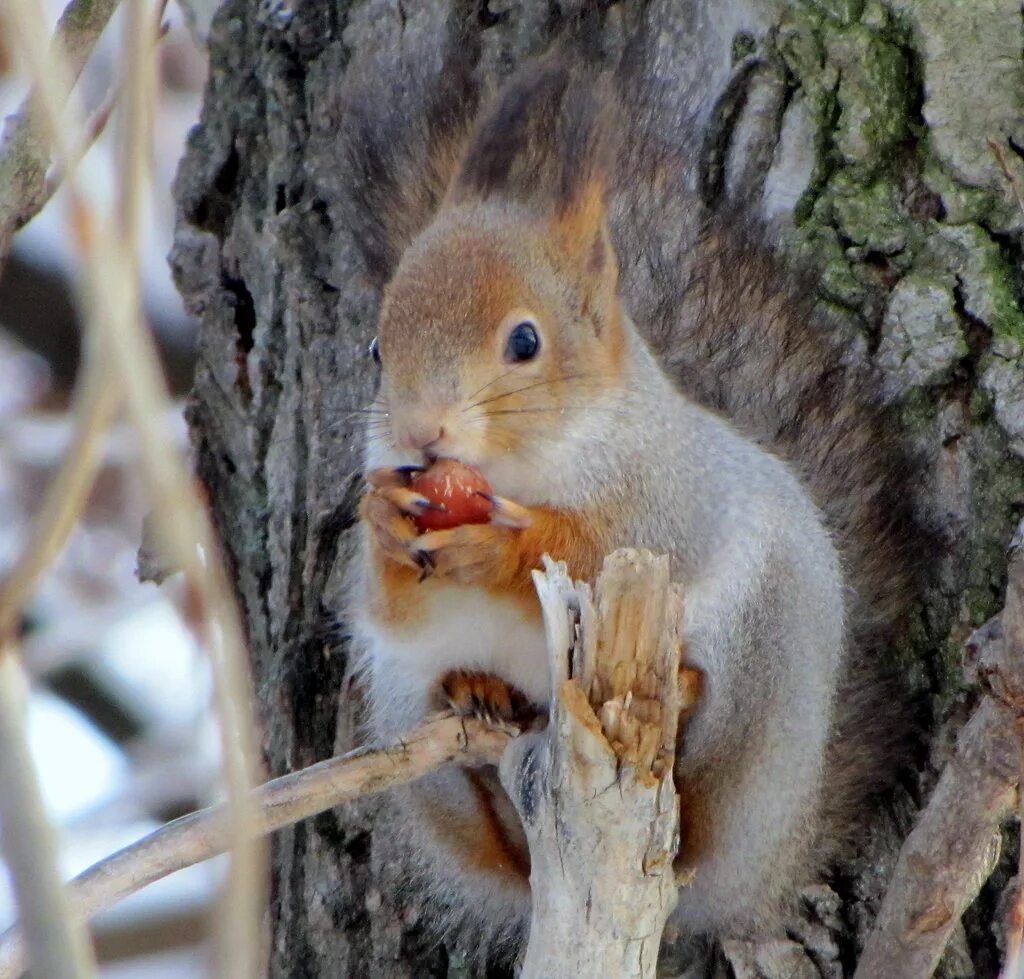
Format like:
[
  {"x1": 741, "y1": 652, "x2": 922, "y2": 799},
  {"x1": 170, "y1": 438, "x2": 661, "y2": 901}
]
[{"x1": 343, "y1": 40, "x2": 922, "y2": 957}]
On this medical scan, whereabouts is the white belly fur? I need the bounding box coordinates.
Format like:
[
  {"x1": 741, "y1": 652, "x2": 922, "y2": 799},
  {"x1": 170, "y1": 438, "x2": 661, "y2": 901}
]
[{"x1": 361, "y1": 583, "x2": 551, "y2": 729}]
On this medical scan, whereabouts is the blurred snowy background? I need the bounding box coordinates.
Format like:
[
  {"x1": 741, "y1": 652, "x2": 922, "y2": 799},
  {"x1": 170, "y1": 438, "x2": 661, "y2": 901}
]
[{"x1": 0, "y1": 1, "x2": 224, "y2": 973}]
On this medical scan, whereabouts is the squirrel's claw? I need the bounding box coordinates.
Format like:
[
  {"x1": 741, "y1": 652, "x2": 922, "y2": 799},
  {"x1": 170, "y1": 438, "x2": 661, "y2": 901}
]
[
  {"x1": 414, "y1": 549, "x2": 436, "y2": 582},
  {"x1": 366, "y1": 465, "x2": 425, "y2": 489},
  {"x1": 413, "y1": 525, "x2": 499, "y2": 580},
  {"x1": 379, "y1": 485, "x2": 446, "y2": 516},
  {"x1": 477, "y1": 492, "x2": 533, "y2": 529}
]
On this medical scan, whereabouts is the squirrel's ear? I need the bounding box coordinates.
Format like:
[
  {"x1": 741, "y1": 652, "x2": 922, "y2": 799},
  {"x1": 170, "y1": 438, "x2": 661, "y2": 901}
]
[
  {"x1": 553, "y1": 177, "x2": 610, "y2": 264},
  {"x1": 551, "y1": 178, "x2": 619, "y2": 331}
]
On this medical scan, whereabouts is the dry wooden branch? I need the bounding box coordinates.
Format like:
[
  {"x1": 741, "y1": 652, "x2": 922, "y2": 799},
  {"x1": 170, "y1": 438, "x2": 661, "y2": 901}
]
[
  {"x1": 0, "y1": 0, "x2": 123, "y2": 263},
  {"x1": 113, "y1": 0, "x2": 267, "y2": 968},
  {"x1": 856, "y1": 545, "x2": 1024, "y2": 979},
  {"x1": 500, "y1": 551, "x2": 685, "y2": 979},
  {"x1": 0, "y1": 647, "x2": 96, "y2": 979},
  {"x1": 0, "y1": 0, "x2": 175, "y2": 649},
  {"x1": 0, "y1": 713, "x2": 510, "y2": 979}
]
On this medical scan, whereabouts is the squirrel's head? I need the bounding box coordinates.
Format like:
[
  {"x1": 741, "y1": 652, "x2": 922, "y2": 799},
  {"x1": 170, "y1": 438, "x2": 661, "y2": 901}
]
[{"x1": 365, "y1": 59, "x2": 627, "y2": 496}]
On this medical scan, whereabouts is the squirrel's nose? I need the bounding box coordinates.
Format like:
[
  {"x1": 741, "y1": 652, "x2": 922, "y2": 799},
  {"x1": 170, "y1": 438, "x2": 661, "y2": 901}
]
[{"x1": 402, "y1": 422, "x2": 444, "y2": 453}]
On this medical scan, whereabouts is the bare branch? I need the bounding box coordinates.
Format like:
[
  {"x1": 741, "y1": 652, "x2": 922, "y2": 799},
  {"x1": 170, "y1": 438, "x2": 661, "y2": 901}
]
[
  {"x1": 30, "y1": 0, "x2": 171, "y2": 218},
  {"x1": 3, "y1": 0, "x2": 266, "y2": 970},
  {"x1": 0, "y1": 646, "x2": 96, "y2": 979},
  {"x1": 117, "y1": 0, "x2": 268, "y2": 968},
  {"x1": 855, "y1": 545, "x2": 1024, "y2": 979},
  {"x1": 0, "y1": 714, "x2": 511, "y2": 979}
]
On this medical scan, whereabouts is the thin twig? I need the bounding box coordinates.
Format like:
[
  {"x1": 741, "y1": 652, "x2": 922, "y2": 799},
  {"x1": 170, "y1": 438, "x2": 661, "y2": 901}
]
[
  {"x1": 39, "y1": 0, "x2": 170, "y2": 206},
  {"x1": 113, "y1": 1, "x2": 266, "y2": 968},
  {"x1": 0, "y1": 2, "x2": 171, "y2": 645},
  {"x1": 0, "y1": 7, "x2": 125, "y2": 970},
  {"x1": 0, "y1": 644, "x2": 96, "y2": 978},
  {"x1": 0, "y1": 344, "x2": 120, "y2": 644},
  {"x1": 4, "y1": 0, "x2": 265, "y2": 973},
  {"x1": 0, "y1": 714, "x2": 511, "y2": 979},
  {"x1": 41, "y1": 87, "x2": 118, "y2": 204}
]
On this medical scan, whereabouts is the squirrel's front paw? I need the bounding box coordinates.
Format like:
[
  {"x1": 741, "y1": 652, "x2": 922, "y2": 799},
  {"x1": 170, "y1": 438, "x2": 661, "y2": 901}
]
[
  {"x1": 362, "y1": 466, "x2": 533, "y2": 583},
  {"x1": 438, "y1": 669, "x2": 536, "y2": 730},
  {"x1": 412, "y1": 492, "x2": 532, "y2": 583},
  {"x1": 412, "y1": 522, "x2": 516, "y2": 584},
  {"x1": 362, "y1": 464, "x2": 536, "y2": 581},
  {"x1": 360, "y1": 475, "x2": 428, "y2": 573},
  {"x1": 360, "y1": 466, "x2": 440, "y2": 573}
]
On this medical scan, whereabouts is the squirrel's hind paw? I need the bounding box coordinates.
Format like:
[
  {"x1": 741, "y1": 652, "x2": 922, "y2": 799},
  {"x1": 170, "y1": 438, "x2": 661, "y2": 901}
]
[{"x1": 438, "y1": 669, "x2": 537, "y2": 733}]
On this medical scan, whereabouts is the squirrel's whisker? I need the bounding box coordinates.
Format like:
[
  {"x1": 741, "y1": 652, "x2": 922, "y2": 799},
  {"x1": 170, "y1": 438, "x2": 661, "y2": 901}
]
[
  {"x1": 462, "y1": 363, "x2": 529, "y2": 407},
  {"x1": 482, "y1": 406, "x2": 597, "y2": 418},
  {"x1": 465, "y1": 372, "x2": 601, "y2": 411}
]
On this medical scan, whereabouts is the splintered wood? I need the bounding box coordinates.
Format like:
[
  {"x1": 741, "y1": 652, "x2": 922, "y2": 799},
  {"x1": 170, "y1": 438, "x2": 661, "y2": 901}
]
[
  {"x1": 591, "y1": 553, "x2": 685, "y2": 782},
  {"x1": 502, "y1": 549, "x2": 688, "y2": 979}
]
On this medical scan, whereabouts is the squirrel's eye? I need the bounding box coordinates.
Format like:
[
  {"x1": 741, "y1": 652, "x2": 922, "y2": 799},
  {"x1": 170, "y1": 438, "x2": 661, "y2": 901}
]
[
  {"x1": 505, "y1": 322, "x2": 540, "y2": 362},
  {"x1": 368, "y1": 336, "x2": 381, "y2": 364}
]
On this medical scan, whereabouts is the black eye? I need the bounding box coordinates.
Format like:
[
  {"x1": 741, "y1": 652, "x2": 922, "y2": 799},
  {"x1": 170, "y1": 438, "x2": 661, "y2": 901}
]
[
  {"x1": 505, "y1": 322, "x2": 540, "y2": 362},
  {"x1": 368, "y1": 336, "x2": 381, "y2": 364}
]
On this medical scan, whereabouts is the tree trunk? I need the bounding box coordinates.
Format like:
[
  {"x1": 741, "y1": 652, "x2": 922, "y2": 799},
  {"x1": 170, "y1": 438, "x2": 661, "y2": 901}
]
[{"x1": 170, "y1": 1, "x2": 1024, "y2": 975}]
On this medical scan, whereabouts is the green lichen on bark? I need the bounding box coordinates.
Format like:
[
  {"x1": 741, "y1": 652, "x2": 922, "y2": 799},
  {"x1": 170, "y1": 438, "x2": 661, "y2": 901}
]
[
  {"x1": 928, "y1": 226, "x2": 1024, "y2": 343},
  {"x1": 778, "y1": 0, "x2": 1019, "y2": 757},
  {"x1": 782, "y1": 3, "x2": 920, "y2": 273}
]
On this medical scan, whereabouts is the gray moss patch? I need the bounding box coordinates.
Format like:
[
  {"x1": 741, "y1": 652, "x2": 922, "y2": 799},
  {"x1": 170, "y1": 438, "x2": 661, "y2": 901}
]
[
  {"x1": 982, "y1": 340, "x2": 1024, "y2": 457},
  {"x1": 875, "y1": 274, "x2": 964, "y2": 394}
]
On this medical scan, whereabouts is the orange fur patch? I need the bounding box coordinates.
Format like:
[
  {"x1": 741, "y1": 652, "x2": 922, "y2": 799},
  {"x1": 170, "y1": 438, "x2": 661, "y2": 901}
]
[
  {"x1": 482, "y1": 505, "x2": 606, "y2": 609},
  {"x1": 366, "y1": 536, "x2": 425, "y2": 629},
  {"x1": 465, "y1": 769, "x2": 531, "y2": 879},
  {"x1": 414, "y1": 769, "x2": 531, "y2": 885}
]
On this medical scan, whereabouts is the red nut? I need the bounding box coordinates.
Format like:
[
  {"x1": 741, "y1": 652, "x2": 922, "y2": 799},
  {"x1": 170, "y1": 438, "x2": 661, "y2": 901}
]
[{"x1": 410, "y1": 459, "x2": 493, "y2": 531}]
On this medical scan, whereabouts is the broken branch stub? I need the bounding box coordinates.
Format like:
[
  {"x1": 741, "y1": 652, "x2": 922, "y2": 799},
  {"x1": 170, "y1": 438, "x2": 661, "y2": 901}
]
[{"x1": 500, "y1": 549, "x2": 685, "y2": 979}]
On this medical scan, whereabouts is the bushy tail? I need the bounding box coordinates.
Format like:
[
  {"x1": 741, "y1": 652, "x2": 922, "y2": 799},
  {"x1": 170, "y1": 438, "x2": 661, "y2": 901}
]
[{"x1": 607, "y1": 36, "x2": 928, "y2": 848}]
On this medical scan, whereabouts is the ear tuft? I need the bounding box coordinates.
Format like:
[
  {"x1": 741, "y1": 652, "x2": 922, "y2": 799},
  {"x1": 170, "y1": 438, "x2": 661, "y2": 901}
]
[
  {"x1": 448, "y1": 55, "x2": 616, "y2": 219},
  {"x1": 448, "y1": 53, "x2": 621, "y2": 332}
]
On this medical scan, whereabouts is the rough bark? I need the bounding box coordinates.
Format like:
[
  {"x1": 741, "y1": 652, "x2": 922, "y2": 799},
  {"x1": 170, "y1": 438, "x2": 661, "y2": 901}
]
[{"x1": 171, "y1": 1, "x2": 1024, "y2": 975}]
